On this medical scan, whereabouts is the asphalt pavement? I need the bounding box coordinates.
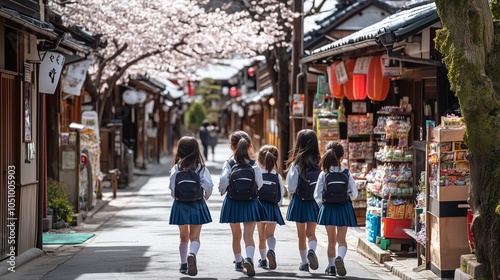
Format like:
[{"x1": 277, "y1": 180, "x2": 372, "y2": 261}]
[{"x1": 1, "y1": 138, "x2": 410, "y2": 280}]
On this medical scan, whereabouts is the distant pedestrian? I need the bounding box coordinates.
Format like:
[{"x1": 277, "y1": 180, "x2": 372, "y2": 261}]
[
  {"x1": 256, "y1": 145, "x2": 285, "y2": 270},
  {"x1": 199, "y1": 120, "x2": 210, "y2": 160},
  {"x1": 285, "y1": 129, "x2": 321, "y2": 272},
  {"x1": 218, "y1": 130, "x2": 265, "y2": 277},
  {"x1": 315, "y1": 141, "x2": 357, "y2": 277},
  {"x1": 207, "y1": 122, "x2": 219, "y2": 161},
  {"x1": 169, "y1": 136, "x2": 213, "y2": 276}
]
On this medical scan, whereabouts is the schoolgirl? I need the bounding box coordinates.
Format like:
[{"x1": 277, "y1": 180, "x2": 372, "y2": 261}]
[
  {"x1": 168, "y1": 136, "x2": 213, "y2": 276},
  {"x1": 314, "y1": 141, "x2": 358, "y2": 276},
  {"x1": 256, "y1": 145, "x2": 285, "y2": 270},
  {"x1": 285, "y1": 129, "x2": 321, "y2": 272},
  {"x1": 219, "y1": 130, "x2": 265, "y2": 277}
]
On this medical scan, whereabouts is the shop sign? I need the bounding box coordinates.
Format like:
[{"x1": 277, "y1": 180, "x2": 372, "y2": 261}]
[
  {"x1": 381, "y1": 55, "x2": 402, "y2": 77},
  {"x1": 352, "y1": 101, "x2": 367, "y2": 113},
  {"x1": 292, "y1": 94, "x2": 304, "y2": 115},
  {"x1": 39, "y1": 51, "x2": 65, "y2": 94},
  {"x1": 82, "y1": 111, "x2": 100, "y2": 141},
  {"x1": 353, "y1": 57, "x2": 372, "y2": 74},
  {"x1": 62, "y1": 59, "x2": 93, "y2": 96},
  {"x1": 335, "y1": 62, "x2": 348, "y2": 85}
]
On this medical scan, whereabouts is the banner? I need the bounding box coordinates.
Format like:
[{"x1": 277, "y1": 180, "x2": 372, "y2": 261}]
[
  {"x1": 39, "y1": 52, "x2": 65, "y2": 94},
  {"x1": 62, "y1": 59, "x2": 93, "y2": 96}
]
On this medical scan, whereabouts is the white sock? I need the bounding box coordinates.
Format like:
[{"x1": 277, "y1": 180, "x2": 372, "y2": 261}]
[
  {"x1": 328, "y1": 257, "x2": 335, "y2": 266},
  {"x1": 179, "y1": 242, "x2": 188, "y2": 263},
  {"x1": 235, "y1": 253, "x2": 243, "y2": 263},
  {"x1": 260, "y1": 248, "x2": 267, "y2": 260},
  {"x1": 267, "y1": 236, "x2": 276, "y2": 251},
  {"x1": 308, "y1": 240, "x2": 317, "y2": 251},
  {"x1": 300, "y1": 249, "x2": 308, "y2": 264},
  {"x1": 246, "y1": 246, "x2": 255, "y2": 260},
  {"x1": 190, "y1": 241, "x2": 200, "y2": 255},
  {"x1": 338, "y1": 246, "x2": 347, "y2": 259}
]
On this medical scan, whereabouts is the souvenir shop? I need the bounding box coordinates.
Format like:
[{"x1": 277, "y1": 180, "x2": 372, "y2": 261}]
[{"x1": 304, "y1": 5, "x2": 472, "y2": 278}]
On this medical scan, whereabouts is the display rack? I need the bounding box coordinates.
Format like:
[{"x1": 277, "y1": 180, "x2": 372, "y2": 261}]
[
  {"x1": 425, "y1": 127, "x2": 471, "y2": 278},
  {"x1": 347, "y1": 113, "x2": 373, "y2": 226},
  {"x1": 366, "y1": 110, "x2": 415, "y2": 245}
]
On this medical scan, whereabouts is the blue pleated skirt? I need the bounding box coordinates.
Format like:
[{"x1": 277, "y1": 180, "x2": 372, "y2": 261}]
[
  {"x1": 317, "y1": 200, "x2": 357, "y2": 227},
  {"x1": 259, "y1": 200, "x2": 285, "y2": 225},
  {"x1": 219, "y1": 196, "x2": 266, "y2": 223},
  {"x1": 286, "y1": 193, "x2": 319, "y2": 223},
  {"x1": 169, "y1": 199, "x2": 212, "y2": 225}
]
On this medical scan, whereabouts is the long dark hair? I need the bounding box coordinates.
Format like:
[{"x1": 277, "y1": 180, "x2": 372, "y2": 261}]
[
  {"x1": 229, "y1": 130, "x2": 253, "y2": 163},
  {"x1": 174, "y1": 136, "x2": 205, "y2": 171},
  {"x1": 320, "y1": 141, "x2": 344, "y2": 172},
  {"x1": 258, "y1": 145, "x2": 279, "y2": 173},
  {"x1": 286, "y1": 129, "x2": 320, "y2": 175}
]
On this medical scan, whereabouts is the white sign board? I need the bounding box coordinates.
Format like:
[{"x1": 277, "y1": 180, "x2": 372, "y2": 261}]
[
  {"x1": 62, "y1": 59, "x2": 92, "y2": 96},
  {"x1": 39, "y1": 51, "x2": 65, "y2": 94},
  {"x1": 335, "y1": 61, "x2": 348, "y2": 85},
  {"x1": 353, "y1": 57, "x2": 372, "y2": 74},
  {"x1": 82, "y1": 111, "x2": 100, "y2": 141}
]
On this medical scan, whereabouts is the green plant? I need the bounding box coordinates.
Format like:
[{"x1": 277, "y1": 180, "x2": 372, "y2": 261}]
[
  {"x1": 47, "y1": 180, "x2": 74, "y2": 223},
  {"x1": 185, "y1": 102, "x2": 206, "y2": 132}
]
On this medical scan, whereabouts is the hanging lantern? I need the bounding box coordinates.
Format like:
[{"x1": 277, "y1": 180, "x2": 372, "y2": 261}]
[
  {"x1": 230, "y1": 86, "x2": 238, "y2": 97},
  {"x1": 366, "y1": 55, "x2": 390, "y2": 101},
  {"x1": 343, "y1": 60, "x2": 356, "y2": 101},
  {"x1": 327, "y1": 62, "x2": 344, "y2": 99},
  {"x1": 352, "y1": 57, "x2": 372, "y2": 100},
  {"x1": 247, "y1": 67, "x2": 255, "y2": 77}
]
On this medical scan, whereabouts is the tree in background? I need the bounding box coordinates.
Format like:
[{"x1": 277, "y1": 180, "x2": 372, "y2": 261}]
[
  {"x1": 50, "y1": 0, "x2": 278, "y2": 124},
  {"x1": 435, "y1": 0, "x2": 500, "y2": 277},
  {"x1": 185, "y1": 102, "x2": 206, "y2": 133},
  {"x1": 194, "y1": 78, "x2": 222, "y2": 122}
]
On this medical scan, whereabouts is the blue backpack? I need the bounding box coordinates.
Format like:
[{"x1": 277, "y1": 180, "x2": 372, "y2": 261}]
[
  {"x1": 296, "y1": 166, "x2": 321, "y2": 201},
  {"x1": 227, "y1": 159, "x2": 258, "y2": 200},
  {"x1": 174, "y1": 169, "x2": 203, "y2": 201},
  {"x1": 258, "y1": 172, "x2": 281, "y2": 203},
  {"x1": 322, "y1": 169, "x2": 350, "y2": 204}
]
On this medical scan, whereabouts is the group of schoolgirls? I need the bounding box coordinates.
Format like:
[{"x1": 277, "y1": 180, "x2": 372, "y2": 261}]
[{"x1": 168, "y1": 129, "x2": 358, "y2": 277}]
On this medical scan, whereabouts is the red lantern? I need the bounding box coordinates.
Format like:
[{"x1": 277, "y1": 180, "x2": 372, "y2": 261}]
[
  {"x1": 230, "y1": 87, "x2": 239, "y2": 97},
  {"x1": 366, "y1": 55, "x2": 390, "y2": 101},
  {"x1": 343, "y1": 60, "x2": 356, "y2": 101},
  {"x1": 328, "y1": 62, "x2": 344, "y2": 99},
  {"x1": 353, "y1": 74, "x2": 367, "y2": 100},
  {"x1": 247, "y1": 67, "x2": 255, "y2": 77}
]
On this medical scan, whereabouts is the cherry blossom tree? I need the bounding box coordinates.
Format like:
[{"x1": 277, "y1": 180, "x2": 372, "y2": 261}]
[{"x1": 49, "y1": 0, "x2": 280, "y2": 122}]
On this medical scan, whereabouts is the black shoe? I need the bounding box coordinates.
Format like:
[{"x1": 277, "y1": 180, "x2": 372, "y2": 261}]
[
  {"x1": 258, "y1": 259, "x2": 267, "y2": 268},
  {"x1": 325, "y1": 265, "x2": 337, "y2": 276},
  {"x1": 335, "y1": 256, "x2": 347, "y2": 276},
  {"x1": 187, "y1": 253, "x2": 197, "y2": 276},
  {"x1": 307, "y1": 249, "x2": 319, "y2": 270},
  {"x1": 299, "y1": 263, "x2": 309, "y2": 272},
  {"x1": 243, "y1": 257, "x2": 256, "y2": 277},
  {"x1": 266, "y1": 249, "x2": 277, "y2": 269},
  {"x1": 234, "y1": 260, "x2": 244, "y2": 271},
  {"x1": 179, "y1": 263, "x2": 188, "y2": 274}
]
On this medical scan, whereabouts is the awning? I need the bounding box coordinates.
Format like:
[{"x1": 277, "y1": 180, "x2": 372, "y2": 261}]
[{"x1": 301, "y1": 3, "x2": 439, "y2": 64}]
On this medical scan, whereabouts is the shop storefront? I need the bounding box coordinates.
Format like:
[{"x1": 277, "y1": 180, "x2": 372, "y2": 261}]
[{"x1": 301, "y1": 2, "x2": 470, "y2": 278}]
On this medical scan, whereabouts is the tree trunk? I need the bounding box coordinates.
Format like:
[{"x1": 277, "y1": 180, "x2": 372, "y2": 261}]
[
  {"x1": 435, "y1": 1, "x2": 500, "y2": 278},
  {"x1": 264, "y1": 47, "x2": 291, "y2": 175}
]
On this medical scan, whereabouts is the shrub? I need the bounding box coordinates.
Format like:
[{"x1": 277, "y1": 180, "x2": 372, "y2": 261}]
[
  {"x1": 185, "y1": 102, "x2": 206, "y2": 132},
  {"x1": 47, "y1": 180, "x2": 74, "y2": 223}
]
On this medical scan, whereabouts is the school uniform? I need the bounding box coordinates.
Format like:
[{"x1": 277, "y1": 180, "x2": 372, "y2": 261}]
[
  {"x1": 169, "y1": 163, "x2": 213, "y2": 225},
  {"x1": 258, "y1": 169, "x2": 285, "y2": 225},
  {"x1": 285, "y1": 164, "x2": 320, "y2": 223},
  {"x1": 314, "y1": 166, "x2": 358, "y2": 227},
  {"x1": 219, "y1": 160, "x2": 266, "y2": 223}
]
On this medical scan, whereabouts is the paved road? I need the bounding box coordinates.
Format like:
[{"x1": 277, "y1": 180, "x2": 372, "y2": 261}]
[{"x1": 3, "y1": 140, "x2": 400, "y2": 280}]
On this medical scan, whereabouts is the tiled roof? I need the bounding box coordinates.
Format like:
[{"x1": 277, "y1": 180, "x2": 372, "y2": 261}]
[{"x1": 302, "y1": 2, "x2": 438, "y2": 63}]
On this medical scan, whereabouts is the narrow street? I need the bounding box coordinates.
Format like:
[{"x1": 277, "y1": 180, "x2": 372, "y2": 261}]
[{"x1": 4, "y1": 139, "x2": 399, "y2": 280}]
